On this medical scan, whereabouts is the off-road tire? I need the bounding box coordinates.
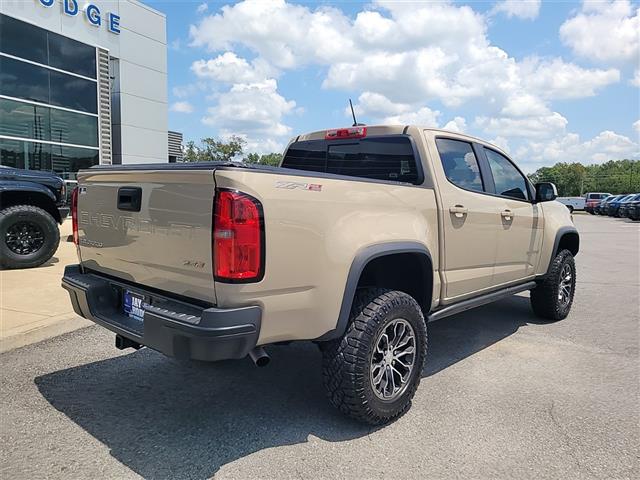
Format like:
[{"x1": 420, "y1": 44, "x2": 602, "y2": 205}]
[
  {"x1": 0, "y1": 205, "x2": 60, "y2": 269},
  {"x1": 321, "y1": 288, "x2": 427, "y2": 425},
  {"x1": 530, "y1": 249, "x2": 576, "y2": 321}
]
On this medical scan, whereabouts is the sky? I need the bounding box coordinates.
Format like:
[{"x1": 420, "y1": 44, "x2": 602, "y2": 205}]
[{"x1": 149, "y1": 0, "x2": 639, "y2": 172}]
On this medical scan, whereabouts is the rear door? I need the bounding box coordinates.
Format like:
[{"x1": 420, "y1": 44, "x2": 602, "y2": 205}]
[
  {"x1": 76, "y1": 167, "x2": 217, "y2": 303},
  {"x1": 481, "y1": 147, "x2": 542, "y2": 284},
  {"x1": 433, "y1": 137, "x2": 503, "y2": 300}
]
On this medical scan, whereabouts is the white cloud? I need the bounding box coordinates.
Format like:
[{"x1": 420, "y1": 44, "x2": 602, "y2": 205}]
[
  {"x1": 633, "y1": 120, "x2": 640, "y2": 134},
  {"x1": 352, "y1": 92, "x2": 413, "y2": 118},
  {"x1": 202, "y1": 79, "x2": 296, "y2": 138},
  {"x1": 192, "y1": 52, "x2": 275, "y2": 84},
  {"x1": 490, "y1": 136, "x2": 511, "y2": 153},
  {"x1": 381, "y1": 106, "x2": 441, "y2": 126},
  {"x1": 521, "y1": 58, "x2": 619, "y2": 99},
  {"x1": 443, "y1": 117, "x2": 467, "y2": 133},
  {"x1": 172, "y1": 84, "x2": 202, "y2": 99},
  {"x1": 476, "y1": 111, "x2": 569, "y2": 140},
  {"x1": 170, "y1": 101, "x2": 194, "y2": 113},
  {"x1": 196, "y1": 3, "x2": 208, "y2": 14},
  {"x1": 350, "y1": 92, "x2": 441, "y2": 126},
  {"x1": 492, "y1": 0, "x2": 541, "y2": 20},
  {"x1": 190, "y1": 0, "x2": 357, "y2": 69},
  {"x1": 560, "y1": 0, "x2": 640, "y2": 64},
  {"x1": 187, "y1": 0, "x2": 637, "y2": 161},
  {"x1": 519, "y1": 130, "x2": 639, "y2": 167},
  {"x1": 631, "y1": 69, "x2": 640, "y2": 87}
]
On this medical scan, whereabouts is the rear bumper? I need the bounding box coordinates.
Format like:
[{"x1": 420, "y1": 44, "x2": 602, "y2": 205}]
[{"x1": 61, "y1": 265, "x2": 261, "y2": 362}]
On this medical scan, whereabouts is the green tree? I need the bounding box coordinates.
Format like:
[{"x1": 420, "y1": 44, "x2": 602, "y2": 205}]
[
  {"x1": 529, "y1": 159, "x2": 640, "y2": 196},
  {"x1": 182, "y1": 140, "x2": 200, "y2": 163},
  {"x1": 182, "y1": 135, "x2": 246, "y2": 162},
  {"x1": 257, "y1": 153, "x2": 283, "y2": 167},
  {"x1": 243, "y1": 153, "x2": 261, "y2": 164},
  {"x1": 242, "y1": 152, "x2": 283, "y2": 167}
]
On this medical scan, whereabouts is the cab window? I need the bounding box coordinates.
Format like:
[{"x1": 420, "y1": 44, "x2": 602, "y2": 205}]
[
  {"x1": 435, "y1": 138, "x2": 484, "y2": 192},
  {"x1": 484, "y1": 148, "x2": 530, "y2": 201}
]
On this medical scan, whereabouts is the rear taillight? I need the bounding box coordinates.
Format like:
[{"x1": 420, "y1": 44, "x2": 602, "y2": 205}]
[
  {"x1": 71, "y1": 186, "x2": 79, "y2": 245},
  {"x1": 325, "y1": 126, "x2": 367, "y2": 139},
  {"x1": 213, "y1": 189, "x2": 264, "y2": 282}
]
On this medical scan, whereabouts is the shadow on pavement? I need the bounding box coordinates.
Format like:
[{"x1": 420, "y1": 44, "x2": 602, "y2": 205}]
[{"x1": 35, "y1": 294, "x2": 542, "y2": 479}]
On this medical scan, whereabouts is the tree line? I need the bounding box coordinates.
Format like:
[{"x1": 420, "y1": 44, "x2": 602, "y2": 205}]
[
  {"x1": 528, "y1": 160, "x2": 640, "y2": 196},
  {"x1": 182, "y1": 135, "x2": 282, "y2": 167}
]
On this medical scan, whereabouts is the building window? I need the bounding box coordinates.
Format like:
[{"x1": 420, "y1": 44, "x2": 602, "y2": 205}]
[
  {"x1": 0, "y1": 98, "x2": 50, "y2": 140},
  {"x1": 48, "y1": 31, "x2": 97, "y2": 79},
  {"x1": 0, "y1": 98, "x2": 98, "y2": 147},
  {"x1": 49, "y1": 70, "x2": 98, "y2": 114},
  {"x1": 0, "y1": 138, "x2": 51, "y2": 171},
  {"x1": 0, "y1": 138, "x2": 98, "y2": 180},
  {"x1": 0, "y1": 57, "x2": 98, "y2": 114},
  {"x1": 0, "y1": 14, "x2": 48, "y2": 65},
  {"x1": 0, "y1": 56, "x2": 50, "y2": 105},
  {"x1": 0, "y1": 13, "x2": 100, "y2": 176},
  {"x1": 0, "y1": 14, "x2": 96, "y2": 79},
  {"x1": 51, "y1": 144, "x2": 99, "y2": 178}
]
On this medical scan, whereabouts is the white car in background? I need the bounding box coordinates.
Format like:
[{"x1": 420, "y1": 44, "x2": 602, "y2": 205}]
[{"x1": 557, "y1": 197, "x2": 586, "y2": 213}]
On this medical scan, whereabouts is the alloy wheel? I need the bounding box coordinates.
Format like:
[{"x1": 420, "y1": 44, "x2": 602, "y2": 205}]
[
  {"x1": 5, "y1": 221, "x2": 45, "y2": 255},
  {"x1": 370, "y1": 318, "x2": 416, "y2": 401},
  {"x1": 558, "y1": 263, "x2": 573, "y2": 308}
]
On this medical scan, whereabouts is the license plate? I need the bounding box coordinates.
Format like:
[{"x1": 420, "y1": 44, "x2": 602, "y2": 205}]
[{"x1": 123, "y1": 290, "x2": 147, "y2": 323}]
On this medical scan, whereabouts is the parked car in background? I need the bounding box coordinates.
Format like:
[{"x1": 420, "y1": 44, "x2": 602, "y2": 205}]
[
  {"x1": 596, "y1": 195, "x2": 621, "y2": 215},
  {"x1": 618, "y1": 194, "x2": 640, "y2": 218},
  {"x1": 606, "y1": 194, "x2": 634, "y2": 216},
  {"x1": 557, "y1": 197, "x2": 585, "y2": 213},
  {"x1": 584, "y1": 192, "x2": 610, "y2": 214},
  {"x1": 627, "y1": 196, "x2": 640, "y2": 221},
  {"x1": 0, "y1": 166, "x2": 67, "y2": 269}
]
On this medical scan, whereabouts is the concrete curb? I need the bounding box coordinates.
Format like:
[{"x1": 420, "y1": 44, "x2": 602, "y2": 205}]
[{"x1": 0, "y1": 315, "x2": 92, "y2": 354}]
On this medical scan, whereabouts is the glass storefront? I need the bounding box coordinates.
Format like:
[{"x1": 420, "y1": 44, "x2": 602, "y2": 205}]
[
  {"x1": 0, "y1": 98, "x2": 98, "y2": 146},
  {"x1": 0, "y1": 13, "x2": 100, "y2": 179},
  {"x1": 0, "y1": 138, "x2": 99, "y2": 179}
]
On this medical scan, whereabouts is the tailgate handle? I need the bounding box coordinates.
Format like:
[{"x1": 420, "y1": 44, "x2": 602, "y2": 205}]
[{"x1": 117, "y1": 187, "x2": 142, "y2": 212}]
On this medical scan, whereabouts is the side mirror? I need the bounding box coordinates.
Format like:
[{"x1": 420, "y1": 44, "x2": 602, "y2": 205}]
[{"x1": 535, "y1": 182, "x2": 558, "y2": 202}]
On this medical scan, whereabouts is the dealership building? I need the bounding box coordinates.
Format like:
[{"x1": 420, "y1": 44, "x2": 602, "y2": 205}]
[{"x1": 0, "y1": 0, "x2": 171, "y2": 178}]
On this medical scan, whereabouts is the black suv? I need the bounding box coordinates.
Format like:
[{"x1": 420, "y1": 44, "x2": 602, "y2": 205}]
[{"x1": 0, "y1": 166, "x2": 68, "y2": 269}]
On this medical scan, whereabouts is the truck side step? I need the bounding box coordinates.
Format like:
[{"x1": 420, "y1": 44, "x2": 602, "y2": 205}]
[{"x1": 428, "y1": 281, "x2": 537, "y2": 322}]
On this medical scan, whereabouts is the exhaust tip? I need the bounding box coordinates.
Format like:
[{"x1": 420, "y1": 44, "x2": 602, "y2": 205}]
[
  {"x1": 115, "y1": 334, "x2": 142, "y2": 351},
  {"x1": 249, "y1": 346, "x2": 270, "y2": 367}
]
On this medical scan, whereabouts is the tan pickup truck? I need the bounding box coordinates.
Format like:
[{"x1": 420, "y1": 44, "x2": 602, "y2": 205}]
[{"x1": 62, "y1": 125, "x2": 579, "y2": 424}]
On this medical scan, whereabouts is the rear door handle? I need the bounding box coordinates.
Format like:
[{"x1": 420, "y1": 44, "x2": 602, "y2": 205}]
[
  {"x1": 501, "y1": 209, "x2": 514, "y2": 221},
  {"x1": 449, "y1": 205, "x2": 468, "y2": 218}
]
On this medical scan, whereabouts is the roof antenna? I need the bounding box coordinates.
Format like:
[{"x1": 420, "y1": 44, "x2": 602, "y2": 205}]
[{"x1": 349, "y1": 99, "x2": 365, "y2": 127}]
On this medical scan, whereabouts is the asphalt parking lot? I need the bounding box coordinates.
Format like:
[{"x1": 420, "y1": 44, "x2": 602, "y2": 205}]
[{"x1": 1, "y1": 214, "x2": 638, "y2": 480}]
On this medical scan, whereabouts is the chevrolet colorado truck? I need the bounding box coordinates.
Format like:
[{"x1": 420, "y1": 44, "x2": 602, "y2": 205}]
[
  {"x1": 62, "y1": 126, "x2": 579, "y2": 424},
  {"x1": 1, "y1": 166, "x2": 67, "y2": 269}
]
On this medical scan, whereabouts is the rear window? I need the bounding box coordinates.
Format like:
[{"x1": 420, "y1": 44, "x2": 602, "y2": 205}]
[
  {"x1": 587, "y1": 193, "x2": 608, "y2": 200},
  {"x1": 282, "y1": 136, "x2": 421, "y2": 184}
]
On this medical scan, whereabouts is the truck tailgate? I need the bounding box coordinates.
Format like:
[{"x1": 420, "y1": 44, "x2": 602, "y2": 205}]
[{"x1": 76, "y1": 168, "x2": 217, "y2": 303}]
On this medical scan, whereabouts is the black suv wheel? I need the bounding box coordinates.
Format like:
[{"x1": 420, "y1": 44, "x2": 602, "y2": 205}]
[
  {"x1": 530, "y1": 249, "x2": 576, "y2": 321},
  {"x1": 321, "y1": 288, "x2": 427, "y2": 425},
  {"x1": 0, "y1": 205, "x2": 60, "y2": 269}
]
